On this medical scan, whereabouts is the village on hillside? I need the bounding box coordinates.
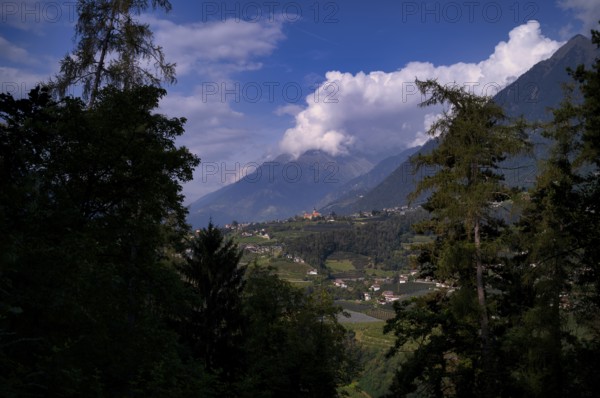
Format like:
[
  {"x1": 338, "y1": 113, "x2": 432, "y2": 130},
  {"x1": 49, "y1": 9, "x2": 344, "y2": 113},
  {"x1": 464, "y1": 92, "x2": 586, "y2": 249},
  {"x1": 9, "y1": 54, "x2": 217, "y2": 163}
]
[{"x1": 219, "y1": 206, "x2": 451, "y2": 318}]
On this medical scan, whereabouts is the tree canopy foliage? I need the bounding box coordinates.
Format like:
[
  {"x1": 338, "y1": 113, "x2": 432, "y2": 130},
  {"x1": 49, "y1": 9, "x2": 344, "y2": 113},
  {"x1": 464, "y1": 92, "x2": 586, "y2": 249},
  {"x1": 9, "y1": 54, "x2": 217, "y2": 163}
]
[
  {"x1": 1, "y1": 1, "x2": 363, "y2": 394},
  {"x1": 0, "y1": 85, "x2": 201, "y2": 396},
  {"x1": 53, "y1": 0, "x2": 176, "y2": 106},
  {"x1": 384, "y1": 26, "x2": 600, "y2": 397},
  {"x1": 0, "y1": 85, "x2": 359, "y2": 396},
  {"x1": 282, "y1": 209, "x2": 429, "y2": 270}
]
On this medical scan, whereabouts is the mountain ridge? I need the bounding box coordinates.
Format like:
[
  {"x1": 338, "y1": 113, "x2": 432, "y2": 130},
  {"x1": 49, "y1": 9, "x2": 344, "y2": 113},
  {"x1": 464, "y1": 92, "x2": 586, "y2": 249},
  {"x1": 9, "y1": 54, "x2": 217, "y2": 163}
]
[
  {"x1": 187, "y1": 150, "x2": 375, "y2": 226},
  {"x1": 327, "y1": 34, "x2": 599, "y2": 214},
  {"x1": 187, "y1": 34, "x2": 598, "y2": 227}
]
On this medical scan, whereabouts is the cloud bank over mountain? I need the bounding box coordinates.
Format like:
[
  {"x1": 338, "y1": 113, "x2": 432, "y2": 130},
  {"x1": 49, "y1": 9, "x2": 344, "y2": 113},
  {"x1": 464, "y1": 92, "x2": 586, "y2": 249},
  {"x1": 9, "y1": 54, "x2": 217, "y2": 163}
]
[
  {"x1": 559, "y1": 0, "x2": 600, "y2": 36},
  {"x1": 279, "y1": 21, "x2": 563, "y2": 158}
]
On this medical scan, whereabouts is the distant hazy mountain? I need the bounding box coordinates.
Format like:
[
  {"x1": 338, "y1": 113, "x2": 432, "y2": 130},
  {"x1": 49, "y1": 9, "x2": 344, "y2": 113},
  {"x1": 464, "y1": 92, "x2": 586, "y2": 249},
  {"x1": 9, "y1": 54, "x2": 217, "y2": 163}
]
[
  {"x1": 497, "y1": 34, "x2": 597, "y2": 121},
  {"x1": 325, "y1": 140, "x2": 439, "y2": 213},
  {"x1": 318, "y1": 146, "x2": 421, "y2": 214},
  {"x1": 187, "y1": 150, "x2": 373, "y2": 227},
  {"x1": 325, "y1": 34, "x2": 599, "y2": 214}
]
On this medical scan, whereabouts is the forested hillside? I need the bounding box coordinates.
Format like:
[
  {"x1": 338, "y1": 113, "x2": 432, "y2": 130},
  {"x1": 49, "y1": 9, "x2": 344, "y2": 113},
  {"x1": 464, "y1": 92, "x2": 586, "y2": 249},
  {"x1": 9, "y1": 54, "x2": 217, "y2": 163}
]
[{"x1": 280, "y1": 208, "x2": 429, "y2": 270}]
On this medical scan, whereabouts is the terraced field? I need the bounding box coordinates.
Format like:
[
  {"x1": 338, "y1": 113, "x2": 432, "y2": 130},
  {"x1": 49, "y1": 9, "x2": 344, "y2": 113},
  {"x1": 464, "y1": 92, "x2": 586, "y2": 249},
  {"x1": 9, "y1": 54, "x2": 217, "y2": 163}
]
[
  {"x1": 269, "y1": 259, "x2": 313, "y2": 283},
  {"x1": 344, "y1": 321, "x2": 394, "y2": 350},
  {"x1": 342, "y1": 322, "x2": 402, "y2": 398},
  {"x1": 326, "y1": 258, "x2": 356, "y2": 272}
]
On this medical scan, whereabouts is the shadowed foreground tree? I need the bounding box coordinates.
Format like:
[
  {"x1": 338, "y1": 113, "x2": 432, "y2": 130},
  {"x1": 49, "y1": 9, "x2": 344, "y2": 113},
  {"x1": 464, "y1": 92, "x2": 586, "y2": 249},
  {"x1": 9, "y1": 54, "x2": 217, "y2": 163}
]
[
  {"x1": 239, "y1": 265, "x2": 361, "y2": 398},
  {"x1": 506, "y1": 25, "x2": 600, "y2": 398},
  {"x1": 501, "y1": 85, "x2": 582, "y2": 398},
  {"x1": 0, "y1": 85, "x2": 205, "y2": 397},
  {"x1": 177, "y1": 222, "x2": 246, "y2": 381},
  {"x1": 176, "y1": 226, "x2": 360, "y2": 397},
  {"x1": 569, "y1": 24, "x2": 600, "y2": 340}
]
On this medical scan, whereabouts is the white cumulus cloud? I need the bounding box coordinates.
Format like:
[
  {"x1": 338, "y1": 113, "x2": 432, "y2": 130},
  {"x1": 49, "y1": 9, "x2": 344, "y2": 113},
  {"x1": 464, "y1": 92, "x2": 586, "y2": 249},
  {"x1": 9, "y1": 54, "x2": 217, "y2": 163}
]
[
  {"x1": 146, "y1": 16, "x2": 286, "y2": 78},
  {"x1": 146, "y1": 14, "x2": 290, "y2": 200},
  {"x1": 559, "y1": 0, "x2": 600, "y2": 35},
  {"x1": 279, "y1": 21, "x2": 564, "y2": 158}
]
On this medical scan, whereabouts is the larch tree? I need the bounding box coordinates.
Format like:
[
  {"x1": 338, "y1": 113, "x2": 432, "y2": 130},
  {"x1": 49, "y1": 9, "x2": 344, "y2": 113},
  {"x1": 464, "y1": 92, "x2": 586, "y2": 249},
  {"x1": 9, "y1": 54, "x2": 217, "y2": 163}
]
[
  {"x1": 411, "y1": 79, "x2": 528, "y2": 350},
  {"x1": 386, "y1": 79, "x2": 529, "y2": 397},
  {"x1": 52, "y1": 0, "x2": 176, "y2": 106}
]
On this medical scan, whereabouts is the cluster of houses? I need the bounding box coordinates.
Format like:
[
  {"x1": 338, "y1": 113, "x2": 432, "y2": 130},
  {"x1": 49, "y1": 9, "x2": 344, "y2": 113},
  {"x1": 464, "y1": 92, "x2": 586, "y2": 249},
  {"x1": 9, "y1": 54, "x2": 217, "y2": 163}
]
[
  {"x1": 286, "y1": 254, "x2": 305, "y2": 263},
  {"x1": 239, "y1": 228, "x2": 271, "y2": 239},
  {"x1": 224, "y1": 222, "x2": 251, "y2": 230},
  {"x1": 349, "y1": 205, "x2": 421, "y2": 219},
  {"x1": 325, "y1": 275, "x2": 411, "y2": 303},
  {"x1": 382, "y1": 205, "x2": 411, "y2": 215},
  {"x1": 326, "y1": 269, "x2": 449, "y2": 305},
  {"x1": 243, "y1": 244, "x2": 283, "y2": 255},
  {"x1": 302, "y1": 208, "x2": 322, "y2": 220},
  {"x1": 366, "y1": 283, "x2": 402, "y2": 303}
]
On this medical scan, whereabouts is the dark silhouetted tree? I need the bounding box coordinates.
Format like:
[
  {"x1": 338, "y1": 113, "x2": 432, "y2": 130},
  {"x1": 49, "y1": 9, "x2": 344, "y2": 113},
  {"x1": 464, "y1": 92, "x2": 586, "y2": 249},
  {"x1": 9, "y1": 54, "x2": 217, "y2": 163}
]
[
  {"x1": 177, "y1": 222, "x2": 246, "y2": 380},
  {"x1": 0, "y1": 85, "x2": 202, "y2": 396},
  {"x1": 239, "y1": 265, "x2": 360, "y2": 398}
]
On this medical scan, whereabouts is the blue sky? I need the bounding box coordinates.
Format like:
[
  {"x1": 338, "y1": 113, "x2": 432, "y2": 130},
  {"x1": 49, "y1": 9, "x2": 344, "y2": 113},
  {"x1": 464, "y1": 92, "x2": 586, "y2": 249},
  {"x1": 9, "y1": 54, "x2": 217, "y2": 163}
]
[{"x1": 1, "y1": 0, "x2": 600, "y2": 202}]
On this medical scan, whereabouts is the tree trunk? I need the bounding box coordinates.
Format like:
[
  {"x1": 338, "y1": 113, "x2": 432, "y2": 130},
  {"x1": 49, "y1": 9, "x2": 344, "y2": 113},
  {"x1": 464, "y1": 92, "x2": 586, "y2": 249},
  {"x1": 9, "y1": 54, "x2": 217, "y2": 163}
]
[
  {"x1": 475, "y1": 217, "x2": 493, "y2": 397},
  {"x1": 474, "y1": 218, "x2": 489, "y2": 344},
  {"x1": 89, "y1": 3, "x2": 118, "y2": 107}
]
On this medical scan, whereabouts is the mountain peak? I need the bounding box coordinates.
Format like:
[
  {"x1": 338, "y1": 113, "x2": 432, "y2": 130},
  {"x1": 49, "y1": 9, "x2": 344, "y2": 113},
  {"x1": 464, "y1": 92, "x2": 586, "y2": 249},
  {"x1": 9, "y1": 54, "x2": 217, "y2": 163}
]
[
  {"x1": 552, "y1": 34, "x2": 594, "y2": 61},
  {"x1": 568, "y1": 33, "x2": 590, "y2": 43},
  {"x1": 336, "y1": 32, "x2": 599, "y2": 215}
]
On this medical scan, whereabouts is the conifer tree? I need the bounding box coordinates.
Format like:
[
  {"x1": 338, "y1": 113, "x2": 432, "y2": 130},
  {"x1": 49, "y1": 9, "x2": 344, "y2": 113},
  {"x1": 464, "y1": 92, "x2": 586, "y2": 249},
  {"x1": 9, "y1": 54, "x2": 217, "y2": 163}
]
[
  {"x1": 386, "y1": 79, "x2": 529, "y2": 396},
  {"x1": 505, "y1": 85, "x2": 582, "y2": 397},
  {"x1": 177, "y1": 222, "x2": 246, "y2": 377}
]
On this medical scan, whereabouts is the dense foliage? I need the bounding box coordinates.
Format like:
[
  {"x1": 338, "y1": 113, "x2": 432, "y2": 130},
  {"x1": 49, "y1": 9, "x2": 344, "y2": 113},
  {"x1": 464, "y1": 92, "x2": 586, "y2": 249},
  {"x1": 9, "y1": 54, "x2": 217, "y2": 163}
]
[
  {"x1": 0, "y1": 85, "x2": 201, "y2": 396},
  {"x1": 384, "y1": 27, "x2": 600, "y2": 398},
  {"x1": 282, "y1": 209, "x2": 429, "y2": 270},
  {"x1": 0, "y1": 87, "x2": 358, "y2": 396}
]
